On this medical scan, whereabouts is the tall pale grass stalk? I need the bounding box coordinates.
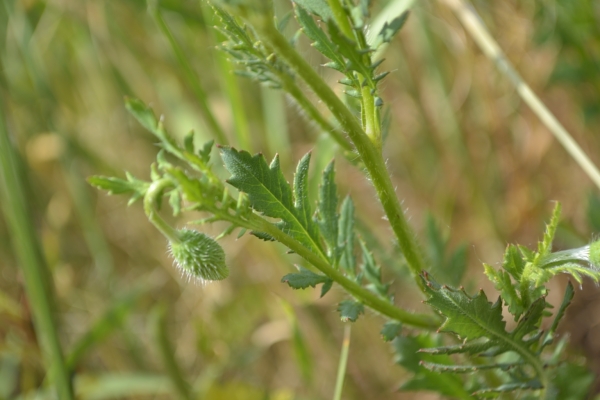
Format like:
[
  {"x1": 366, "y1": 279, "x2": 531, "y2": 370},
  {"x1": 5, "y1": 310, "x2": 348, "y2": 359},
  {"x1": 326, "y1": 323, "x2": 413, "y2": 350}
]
[{"x1": 442, "y1": 0, "x2": 600, "y2": 190}]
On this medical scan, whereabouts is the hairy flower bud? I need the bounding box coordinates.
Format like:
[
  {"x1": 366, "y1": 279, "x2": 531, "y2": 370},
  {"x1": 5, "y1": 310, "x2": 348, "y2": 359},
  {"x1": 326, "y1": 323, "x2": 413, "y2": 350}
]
[{"x1": 169, "y1": 229, "x2": 229, "y2": 282}]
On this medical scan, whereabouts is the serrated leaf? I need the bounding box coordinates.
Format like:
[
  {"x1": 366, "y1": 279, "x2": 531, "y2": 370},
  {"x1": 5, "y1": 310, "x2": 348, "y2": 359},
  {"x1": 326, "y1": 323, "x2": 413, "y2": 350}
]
[
  {"x1": 168, "y1": 190, "x2": 181, "y2": 216},
  {"x1": 419, "y1": 340, "x2": 496, "y2": 356},
  {"x1": 360, "y1": 240, "x2": 379, "y2": 282},
  {"x1": 221, "y1": 147, "x2": 325, "y2": 257},
  {"x1": 88, "y1": 176, "x2": 141, "y2": 196},
  {"x1": 317, "y1": 161, "x2": 339, "y2": 260},
  {"x1": 349, "y1": 0, "x2": 370, "y2": 28},
  {"x1": 337, "y1": 196, "x2": 355, "y2": 272},
  {"x1": 519, "y1": 245, "x2": 535, "y2": 262},
  {"x1": 421, "y1": 271, "x2": 547, "y2": 387},
  {"x1": 544, "y1": 281, "x2": 574, "y2": 346},
  {"x1": 337, "y1": 300, "x2": 364, "y2": 322},
  {"x1": 538, "y1": 202, "x2": 561, "y2": 258},
  {"x1": 472, "y1": 381, "x2": 542, "y2": 396},
  {"x1": 293, "y1": 152, "x2": 315, "y2": 239},
  {"x1": 281, "y1": 267, "x2": 330, "y2": 289},
  {"x1": 359, "y1": 239, "x2": 389, "y2": 297},
  {"x1": 503, "y1": 244, "x2": 526, "y2": 281},
  {"x1": 183, "y1": 130, "x2": 195, "y2": 153},
  {"x1": 423, "y1": 273, "x2": 506, "y2": 342},
  {"x1": 295, "y1": 5, "x2": 345, "y2": 72},
  {"x1": 125, "y1": 98, "x2": 192, "y2": 165},
  {"x1": 213, "y1": 6, "x2": 252, "y2": 48},
  {"x1": 370, "y1": 11, "x2": 409, "y2": 49},
  {"x1": 421, "y1": 361, "x2": 518, "y2": 373},
  {"x1": 327, "y1": 21, "x2": 374, "y2": 81},
  {"x1": 165, "y1": 168, "x2": 206, "y2": 203},
  {"x1": 380, "y1": 321, "x2": 402, "y2": 342},
  {"x1": 512, "y1": 297, "x2": 545, "y2": 341},
  {"x1": 320, "y1": 279, "x2": 333, "y2": 297},
  {"x1": 124, "y1": 97, "x2": 159, "y2": 134},
  {"x1": 293, "y1": 0, "x2": 333, "y2": 21},
  {"x1": 251, "y1": 231, "x2": 276, "y2": 241},
  {"x1": 199, "y1": 140, "x2": 214, "y2": 163},
  {"x1": 394, "y1": 334, "x2": 473, "y2": 399},
  {"x1": 483, "y1": 264, "x2": 524, "y2": 320}
]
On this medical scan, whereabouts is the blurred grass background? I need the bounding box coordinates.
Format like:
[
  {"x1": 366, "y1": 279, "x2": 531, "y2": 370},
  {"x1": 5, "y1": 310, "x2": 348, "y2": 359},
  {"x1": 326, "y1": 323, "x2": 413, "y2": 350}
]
[{"x1": 0, "y1": 0, "x2": 599, "y2": 398}]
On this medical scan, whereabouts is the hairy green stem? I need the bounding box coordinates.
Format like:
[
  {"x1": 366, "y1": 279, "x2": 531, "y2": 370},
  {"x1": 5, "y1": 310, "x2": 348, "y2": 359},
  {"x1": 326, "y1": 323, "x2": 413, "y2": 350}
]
[
  {"x1": 0, "y1": 101, "x2": 74, "y2": 399},
  {"x1": 326, "y1": 0, "x2": 354, "y2": 39},
  {"x1": 243, "y1": 213, "x2": 438, "y2": 328},
  {"x1": 144, "y1": 179, "x2": 179, "y2": 243},
  {"x1": 202, "y1": 206, "x2": 436, "y2": 328},
  {"x1": 256, "y1": 21, "x2": 428, "y2": 291},
  {"x1": 280, "y1": 73, "x2": 353, "y2": 152}
]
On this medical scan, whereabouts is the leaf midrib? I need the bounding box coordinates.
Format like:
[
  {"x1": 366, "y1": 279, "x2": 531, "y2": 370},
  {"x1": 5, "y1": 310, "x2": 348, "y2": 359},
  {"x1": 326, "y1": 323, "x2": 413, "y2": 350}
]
[{"x1": 231, "y1": 156, "x2": 328, "y2": 261}]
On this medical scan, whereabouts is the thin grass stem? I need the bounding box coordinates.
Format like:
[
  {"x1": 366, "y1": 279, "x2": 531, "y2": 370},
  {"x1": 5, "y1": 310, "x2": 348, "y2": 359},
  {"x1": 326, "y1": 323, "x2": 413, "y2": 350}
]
[
  {"x1": 332, "y1": 323, "x2": 351, "y2": 400},
  {"x1": 442, "y1": 0, "x2": 600, "y2": 191},
  {"x1": 0, "y1": 100, "x2": 74, "y2": 399},
  {"x1": 151, "y1": 303, "x2": 194, "y2": 400},
  {"x1": 149, "y1": 2, "x2": 229, "y2": 145}
]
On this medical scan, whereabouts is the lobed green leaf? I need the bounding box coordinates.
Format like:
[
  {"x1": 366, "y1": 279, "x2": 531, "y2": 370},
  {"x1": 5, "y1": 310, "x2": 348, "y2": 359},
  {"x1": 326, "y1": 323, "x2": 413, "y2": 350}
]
[
  {"x1": 294, "y1": 5, "x2": 345, "y2": 72},
  {"x1": 221, "y1": 147, "x2": 325, "y2": 257},
  {"x1": 281, "y1": 266, "x2": 332, "y2": 290},
  {"x1": 337, "y1": 196, "x2": 356, "y2": 272},
  {"x1": 543, "y1": 282, "x2": 574, "y2": 346},
  {"x1": 394, "y1": 334, "x2": 473, "y2": 399},
  {"x1": 537, "y1": 202, "x2": 561, "y2": 258},
  {"x1": 370, "y1": 11, "x2": 409, "y2": 49},
  {"x1": 423, "y1": 273, "x2": 506, "y2": 342},
  {"x1": 337, "y1": 299, "x2": 364, "y2": 322},
  {"x1": 293, "y1": 0, "x2": 334, "y2": 21},
  {"x1": 380, "y1": 321, "x2": 402, "y2": 342},
  {"x1": 327, "y1": 21, "x2": 374, "y2": 83},
  {"x1": 316, "y1": 161, "x2": 339, "y2": 260}
]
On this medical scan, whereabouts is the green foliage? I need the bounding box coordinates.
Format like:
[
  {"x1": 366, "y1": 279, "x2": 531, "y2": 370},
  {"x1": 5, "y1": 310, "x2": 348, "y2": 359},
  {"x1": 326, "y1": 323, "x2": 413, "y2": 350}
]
[
  {"x1": 293, "y1": 0, "x2": 334, "y2": 21},
  {"x1": 532, "y1": 0, "x2": 600, "y2": 121},
  {"x1": 394, "y1": 334, "x2": 473, "y2": 399},
  {"x1": 87, "y1": 174, "x2": 149, "y2": 206},
  {"x1": 222, "y1": 148, "x2": 325, "y2": 256},
  {"x1": 425, "y1": 215, "x2": 468, "y2": 286},
  {"x1": 380, "y1": 321, "x2": 402, "y2": 342},
  {"x1": 213, "y1": 5, "x2": 293, "y2": 89},
  {"x1": 92, "y1": 98, "x2": 395, "y2": 327},
  {"x1": 281, "y1": 267, "x2": 332, "y2": 293},
  {"x1": 337, "y1": 300, "x2": 364, "y2": 322},
  {"x1": 411, "y1": 203, "x2": 600, "y2": 397},
  {"x1": 169, "y1": 229, "x2": 229, "y2": 282},
  {"x1": 369, "y1": 11, "x2": 409, "y2": 49},
  {"x1": 85, "y1": 1, "x2": 600, "y2": 399}
]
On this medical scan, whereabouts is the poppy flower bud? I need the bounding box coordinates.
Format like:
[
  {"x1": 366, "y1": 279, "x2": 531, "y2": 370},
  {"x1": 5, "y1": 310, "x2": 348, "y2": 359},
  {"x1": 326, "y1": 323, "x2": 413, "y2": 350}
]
[{"x1": 169, "y1": 229, "x2": 229, "y2": 282}]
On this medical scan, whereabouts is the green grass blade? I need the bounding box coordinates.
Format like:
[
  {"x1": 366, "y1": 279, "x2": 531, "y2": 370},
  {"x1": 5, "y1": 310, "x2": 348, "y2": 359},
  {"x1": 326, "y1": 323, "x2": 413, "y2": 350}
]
[
  {"x1": 0, "y1": 100, "x2": 74, "y2": 399},
  {"x1": 332, "y1": 323, "x2": 351, "y2": 400},
  {"x1": 66, "y1": 290, "x2": 142, "y2": 370},
  {"x1": 148, "y1": 1, "x2": 228, "y2": 145},
  {"x1": 150, "y1": 303, "x2": 194, "y2": 400}
]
